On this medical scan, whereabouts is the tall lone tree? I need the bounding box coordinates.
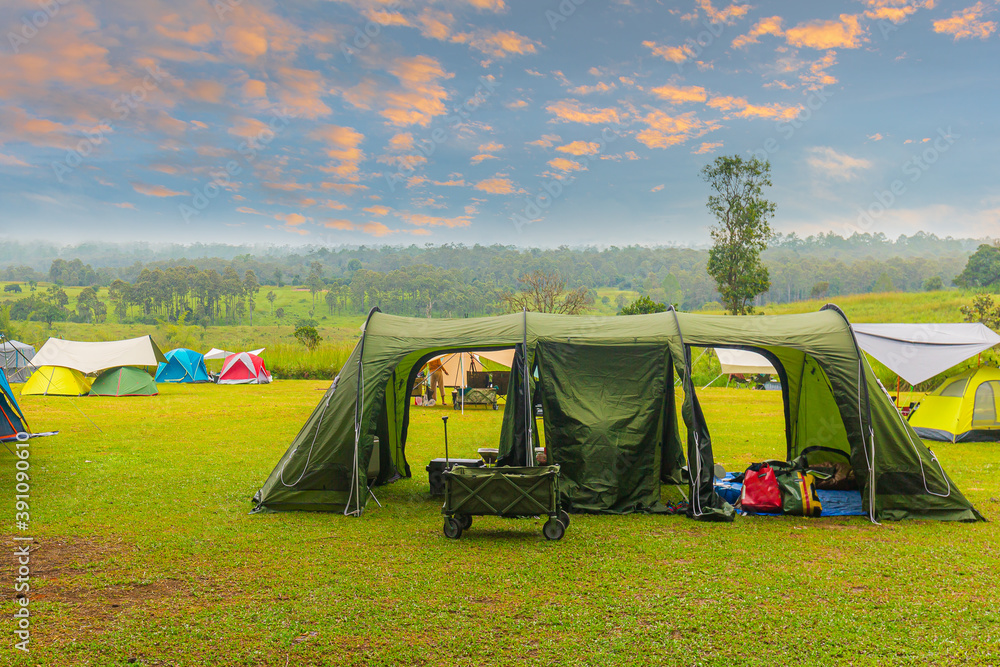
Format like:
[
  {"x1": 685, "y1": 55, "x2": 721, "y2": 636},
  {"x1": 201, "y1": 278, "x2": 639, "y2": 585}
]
[{"x1": 702, "y1": 155, "x2": 776, "y2": 315}]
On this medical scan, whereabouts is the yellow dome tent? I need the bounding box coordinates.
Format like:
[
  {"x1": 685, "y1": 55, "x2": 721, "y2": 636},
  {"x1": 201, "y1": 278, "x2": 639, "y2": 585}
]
[
  {"x1": 909, "y1": 366, "x2": 1000, "y2": 442},
  {"x1": 22, "y1": 366, "x2": 93, "y2": 397}
]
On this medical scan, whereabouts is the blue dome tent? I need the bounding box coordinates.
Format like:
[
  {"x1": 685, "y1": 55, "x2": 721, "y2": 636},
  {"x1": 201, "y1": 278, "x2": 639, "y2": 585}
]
[{"x1": 155, "y1": 348, "x2": 211, "y2": 383}]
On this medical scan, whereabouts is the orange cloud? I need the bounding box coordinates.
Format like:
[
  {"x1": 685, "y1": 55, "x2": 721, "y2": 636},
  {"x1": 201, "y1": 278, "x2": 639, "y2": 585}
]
[
  {"x1": 708, "y1": 95, "x2": 801, "y2": 120},
  {"x1": 474, "y1": 178, "x2": 516, "y2": 194},
  {"x1": 275, "y1": 212, "x2": 309, "y2": 226},
  {"x1": 643, "y1": 40, "x2": 693, "y2": 64},
  {"x1": 156, "y1": 19, "x2": 214, "y2": 46},
  {"x1": 453, "y1": 29, "x2": 539, "y2": 58},
  {"x1": 311, "y1": 125, "x2": 365, "y2": 180},
  {"x1": 556, "y1": 141, "x2": 600, "y2": 156},
  {"x1": 649, "y1": 84, "x2": 707, "y2": 104},
  {"x1": 462, "y1": 0, "x2": 507, "y2": 12},
  {"x1": 650, "y1": 184, "x2": 665, "y2": 192},
  {"x1": 732, "y1": 16, "x2": 784, "y2": 48},
  {"x1": 933, "y1": 2, "x2": 997, "y2": 40},
  {"x1": 379, "y1": 55, "x2": 453, "y2": 126},
  {"x1": 546, "y1": 100, "x2": 621, "y2": 124},
  {"x1": 470, "y1": 154, "x2": 498, "y2": 165},
  {"x1": 863, "y1": 0, "x2": 934, "y2": 23},
  {"x1": 694, "y1": 142, "x2": 723, "y2": 154},
  {"x1": 433, "y1": 179, "x2": 467, "y2": 186},
  {"x1": 364, "y1": 205, "x2": 392, "y2": 216},
  {"x1": 696, "y1": 0, "x2": 750, "y2": 23},
  {"x1": 547, "y1": 157, "x2": 585, "y2": 172},
  {"x1": 395, "y1": 211, "x2": 473, "y2": 227},
  {"x1": 131, "y1": 182, "x2": 187, "y2": 197},
  {"x1": 321, "y1": 182, "x2": 368, "y2": 195},
  {"x1": 111, "y1": 202, "x2": 137, "y2": 209},
  {"x1": 365, "y1": 8, "x2": 413, "y2": 27},
  {"x1": 785, "y1": 14, "x2": 865, "y2": 49},
  {"x1": 243, "y1": 80, "x2": 267, "y2": 99},
  {"x1": 478, "y1": 142, "x2": 504, "y2": 152},
  {"x1": 417, "y1": 9, "x2": 456, "y2": 40},
  {"x1": 388, "y1": 133, "x2": 415, "y2": 152},
  {"x1": 187, "y1": 80, "x2": 226, "y2": 104},
  {"x1": 635, "y1": 111, "x2": 717, "y2": 149},
  {"x1": 527, "y1": 134, "x2": 561, "y2": 148},
  {"x1": 568, "y1": 82, "x2": 616, "y2": 95},
  {"x1": 273, "y1": 66, "x2": 331, "y2": 119},
  {"x1": 324, "y1": 219, "x2": 355, "y2": 231}
]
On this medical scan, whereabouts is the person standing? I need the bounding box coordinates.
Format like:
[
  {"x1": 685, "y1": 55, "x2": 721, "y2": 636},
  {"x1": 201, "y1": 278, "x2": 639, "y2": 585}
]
[{"x1": 425, "y1": 357, "x2": 448, "y2": 406}]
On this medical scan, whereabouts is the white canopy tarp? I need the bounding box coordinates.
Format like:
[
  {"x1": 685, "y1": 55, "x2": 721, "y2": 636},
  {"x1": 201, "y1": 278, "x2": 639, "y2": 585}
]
[
  {"x1": 852, "y1": 323, "x2": 1000, "y2": 385},
  {"x1": 425, "y1": 350, "x2": 515, "y2": 387},
  {"x1": 714, "y1": 348, "x2": 776, "y2": 375},
  {"x1": 31, "y1": 335, "x2": 166, "y2": 374}
]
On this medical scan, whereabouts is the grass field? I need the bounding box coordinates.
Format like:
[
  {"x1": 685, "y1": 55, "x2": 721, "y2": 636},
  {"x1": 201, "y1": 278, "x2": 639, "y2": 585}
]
[{"x1": 2, "y1": 382, "x2": 998, "y2": 665}]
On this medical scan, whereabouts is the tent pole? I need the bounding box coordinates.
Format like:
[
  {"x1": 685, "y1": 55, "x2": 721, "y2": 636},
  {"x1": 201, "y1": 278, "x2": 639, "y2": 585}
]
[
  {"x1": 702, "y1": 373, "x2": 724, "y2": 390},
  {"x1": 895, "y1": 375, "x2": 901, "y2": 408},
  {"x1": 523, "y1": 308, "x2": 533, "y2": 467}
]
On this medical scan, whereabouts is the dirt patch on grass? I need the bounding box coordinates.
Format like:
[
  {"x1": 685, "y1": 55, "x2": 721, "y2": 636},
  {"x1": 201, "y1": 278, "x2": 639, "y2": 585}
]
[{"x1": 3, "y1": 534, "x2": 195, "y2": 646}]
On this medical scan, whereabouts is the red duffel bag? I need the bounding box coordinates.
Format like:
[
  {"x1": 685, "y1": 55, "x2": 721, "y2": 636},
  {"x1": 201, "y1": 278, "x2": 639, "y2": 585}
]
[{"x1": 739, "y1": 463, "x2": 782, "y2": 513}]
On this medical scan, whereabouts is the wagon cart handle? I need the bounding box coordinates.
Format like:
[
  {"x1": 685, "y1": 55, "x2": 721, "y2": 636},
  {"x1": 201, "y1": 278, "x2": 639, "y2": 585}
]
[{"x1": 442, "y1": 415, "x2": 449, "y2": 467}]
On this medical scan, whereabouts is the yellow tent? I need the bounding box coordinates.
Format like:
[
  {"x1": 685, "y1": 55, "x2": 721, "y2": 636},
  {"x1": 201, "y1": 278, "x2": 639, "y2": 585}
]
[
  {"x1": 21, "y1": 366, "x2": 93, "y2": 397},
  {"x1": 909, "y1": 366, "x2": 1000, "y2": 442}
]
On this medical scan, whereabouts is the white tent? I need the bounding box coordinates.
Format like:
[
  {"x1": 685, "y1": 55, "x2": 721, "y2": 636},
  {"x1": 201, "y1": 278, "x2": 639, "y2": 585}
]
[
  {"x1": 1, "y1": 339, "x2": 35, "y2": 382},
  {"x1": 852, "y1": 323, "x2": 1000, "y2": 385},
  {"x1": 30, "y1": 335, "x2": 166, "y2": 374},
  {"x1": 205, "y1": 347, "x2": 264, "y2": 360}
]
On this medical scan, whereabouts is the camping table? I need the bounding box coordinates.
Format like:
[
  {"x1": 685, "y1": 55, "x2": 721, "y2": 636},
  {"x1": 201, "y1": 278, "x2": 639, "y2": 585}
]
[
  {"x1": 441, "y1": 465, "x2": 569, "y2": 540},
  {"x1": 451, "y1": 387, "x2": 499, "y2": 410}
]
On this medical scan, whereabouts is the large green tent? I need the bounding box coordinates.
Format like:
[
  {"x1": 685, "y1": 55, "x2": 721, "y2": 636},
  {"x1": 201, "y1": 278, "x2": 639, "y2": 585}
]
[
  {"x1": 89, "y1": 366, "x2": 158, "y2": 397},
  {"x1": 253, "y1": 307, "x2": 982, "y2": 523}
]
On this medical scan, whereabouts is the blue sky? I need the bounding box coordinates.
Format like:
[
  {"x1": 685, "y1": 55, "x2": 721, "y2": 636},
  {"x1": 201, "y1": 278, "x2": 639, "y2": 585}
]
[{"x1": 0, "y1": 0, "x2": 997, "y2": 247}]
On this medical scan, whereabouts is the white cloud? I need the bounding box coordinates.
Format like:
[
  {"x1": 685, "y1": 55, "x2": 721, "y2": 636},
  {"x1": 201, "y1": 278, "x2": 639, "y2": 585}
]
[{"x1": 806, "y1": 146, "x2": 872, "y2": 181}]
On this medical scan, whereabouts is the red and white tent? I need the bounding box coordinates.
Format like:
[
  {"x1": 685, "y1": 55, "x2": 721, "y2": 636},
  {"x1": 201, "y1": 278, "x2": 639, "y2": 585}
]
[{"x1": 218, "y1": 352, "x2": 272, "y2": 385}]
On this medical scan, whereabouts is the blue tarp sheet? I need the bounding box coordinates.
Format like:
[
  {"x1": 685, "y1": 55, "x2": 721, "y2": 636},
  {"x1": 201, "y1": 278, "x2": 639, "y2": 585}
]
[{"x1": 714, "y1": 473, "x2": 864, "y2": 517}]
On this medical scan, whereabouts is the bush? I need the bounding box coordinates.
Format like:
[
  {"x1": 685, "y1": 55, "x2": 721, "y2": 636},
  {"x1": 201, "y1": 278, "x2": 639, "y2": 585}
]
[{"x1": 294, "y1": 325, "x2": 322, "y2": 350}]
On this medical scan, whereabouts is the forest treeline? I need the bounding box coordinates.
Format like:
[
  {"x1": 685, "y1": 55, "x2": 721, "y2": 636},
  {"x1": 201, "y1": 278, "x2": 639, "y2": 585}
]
[{"x1": 0, "y1": 232, "x2": 993, "y2": 323}]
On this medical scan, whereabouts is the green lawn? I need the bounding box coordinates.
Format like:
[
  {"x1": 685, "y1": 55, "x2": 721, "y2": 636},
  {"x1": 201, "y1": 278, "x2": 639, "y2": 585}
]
[{"x1": 2, "y1": 382, "x2": 997, "y2": 665}]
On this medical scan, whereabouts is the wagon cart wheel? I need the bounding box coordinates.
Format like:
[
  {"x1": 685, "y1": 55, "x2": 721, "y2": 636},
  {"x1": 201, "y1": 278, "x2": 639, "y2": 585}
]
[
  {"x1": 492, "y1": 401, "x2": 499, "y2": 410},
  {"x1": 542, "y1": 518, "x2": 565, "y2": 541},
  {"x1": 558, "y1": 510, "x2": 570, "y2": 528},
  {"x1": 457, "y1": 514, "x2": 473, "y2": 530},
  {"x1": 443, "y1": 518, "x2": 463, "y2": 539}
]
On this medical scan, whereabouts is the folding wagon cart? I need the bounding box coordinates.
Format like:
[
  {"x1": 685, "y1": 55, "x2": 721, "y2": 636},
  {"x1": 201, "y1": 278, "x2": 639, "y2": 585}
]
[{"x1": 441, "y1": 464, "x2": 569, "y2": 540}]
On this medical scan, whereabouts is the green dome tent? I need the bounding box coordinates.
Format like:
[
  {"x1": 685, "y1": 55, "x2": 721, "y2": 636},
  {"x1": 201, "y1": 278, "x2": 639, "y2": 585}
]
[
  {"x1": 89, "y1": 366, "x2": 158, "y2": 397},
  {"x1": 253, "y1": 307, "x2": 982, "y2": 524}
]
